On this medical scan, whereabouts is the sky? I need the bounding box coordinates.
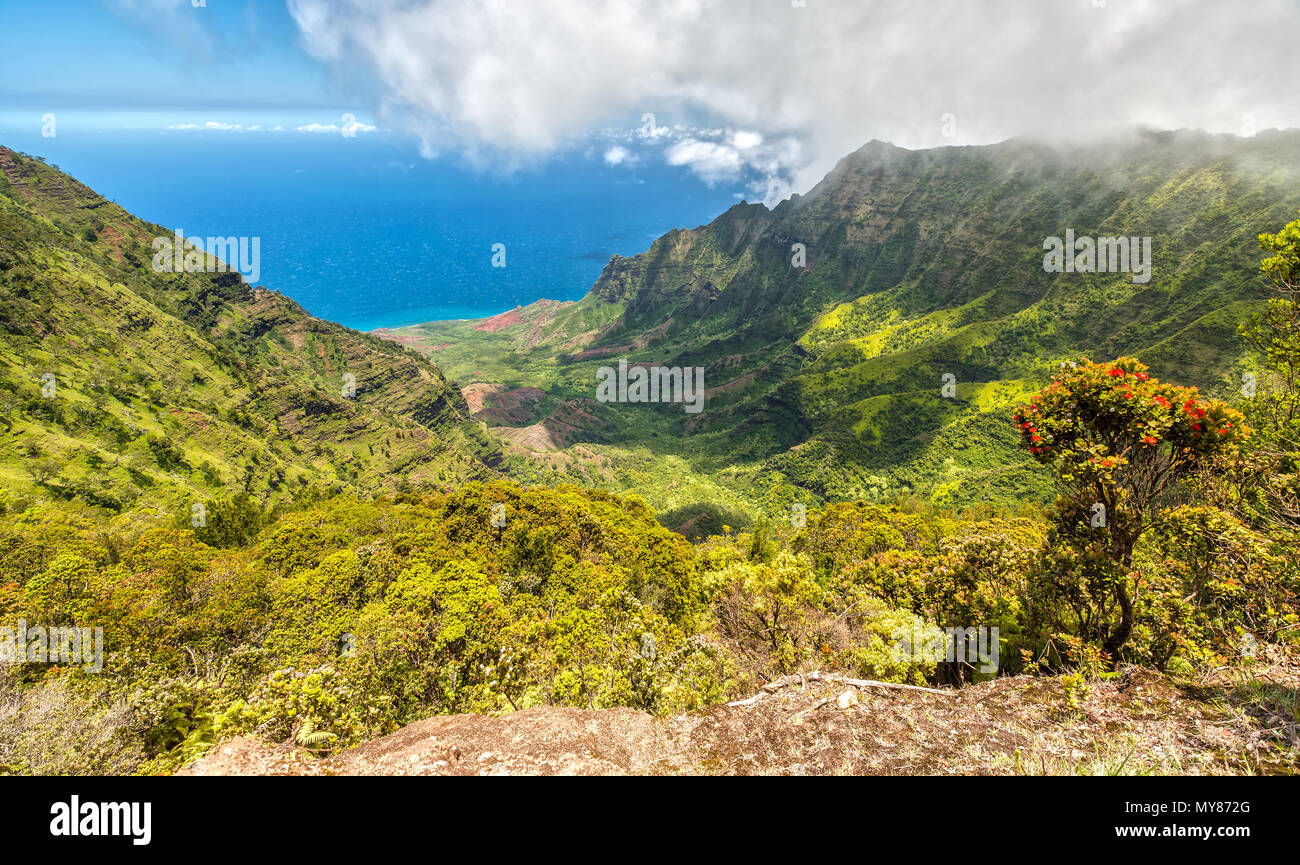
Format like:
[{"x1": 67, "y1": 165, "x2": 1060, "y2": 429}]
[{"x1": 2, "y1": 0, "x2": 1299, "y2": 205}]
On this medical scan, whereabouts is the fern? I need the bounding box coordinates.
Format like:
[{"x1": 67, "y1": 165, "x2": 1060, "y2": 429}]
[{"x1": 295, "y1": 718, "x2": 338, "y2": 750}]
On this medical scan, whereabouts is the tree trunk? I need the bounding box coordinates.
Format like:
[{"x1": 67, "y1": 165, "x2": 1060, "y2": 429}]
[{"x1": 1102, "y1": 572, "x2": 1133, "y2": 660}]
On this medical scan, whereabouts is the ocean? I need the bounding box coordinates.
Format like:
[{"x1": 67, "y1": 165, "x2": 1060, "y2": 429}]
[{"x1": 1, "y1": 130, "x2": 742, "y2": 332}]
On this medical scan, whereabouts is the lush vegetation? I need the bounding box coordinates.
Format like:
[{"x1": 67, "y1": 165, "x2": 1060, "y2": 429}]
[
  {"x1": 1, "y1": 145, "x2": 1298, "y2": 775},
  {"x1": 0, "y1": 146, "x2": 501, "y2": 521},
  {"x1": 0, "y1": 484, "x2": 1058, "y2": 772},
  {"x1": 401, "y1": 131, "x2": 1300, "y2": 518}
]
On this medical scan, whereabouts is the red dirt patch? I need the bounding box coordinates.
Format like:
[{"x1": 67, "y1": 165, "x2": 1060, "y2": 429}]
[
  {"x1": 462, "y1": 385, "x2": 547, "y2": 423},
  {"x1": 474, "y1": 307, "x2": 525, "y2": 332},
  {"x1": 370, "y1": 329, "x2": 427, "y2": 347}
]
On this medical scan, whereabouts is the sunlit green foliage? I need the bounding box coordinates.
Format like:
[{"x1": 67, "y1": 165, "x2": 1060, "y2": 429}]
[{"x1": 1014, "y1": 358, "x2": 1248, "y2": 659}]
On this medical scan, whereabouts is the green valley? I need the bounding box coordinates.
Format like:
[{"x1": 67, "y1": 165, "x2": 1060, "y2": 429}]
[{"x1": 392, "y1": 130, "x2": 1300, "y2": 523}]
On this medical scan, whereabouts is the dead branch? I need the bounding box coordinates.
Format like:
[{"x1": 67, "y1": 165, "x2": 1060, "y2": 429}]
[
  {"x1": 789, "y1": 697, "x2": 833, "y2": 724},
  {"x1": 727, "y1": 670, "x2": 955, "y2": 707}
]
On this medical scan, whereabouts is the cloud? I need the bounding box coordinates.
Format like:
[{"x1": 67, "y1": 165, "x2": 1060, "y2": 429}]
[
  {"x1": 341, "y1": 116, "x2": 376, "y2": 136},
  {"x1": 287, "y1": 0, "x2": 1300, "y2": 202},
  {"x1": 660, "y1": 128, "x2": 804, "y2": 196},
  {"x1": 665, "y1": 138, "x2": 742, "y2": 184},
  {"x1": 162, "y1": 118, "x2": 376, "y2": 135},
  {"x1": 603, "y1": 145, "x2": 634, "y2": 167},
  {"x1": 295, "y1": 119, "x2": 376, "y2": 134},
  {"x1": 165, "y1": 121, "x2": 245, "y2": 131}
]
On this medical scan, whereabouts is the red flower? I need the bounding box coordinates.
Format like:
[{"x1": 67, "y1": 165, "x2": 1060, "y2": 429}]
[
  {"x1": 1108, "y1": 368, "x2": 1124, "y2": 377},
  {"x1": 1031, "y1": 435, "x2": 1042, "y2": 443},
  {"x1": 1135, "y1": 372, "x2": 1150, "y2": 381},
  {"x1": 1142, "y1": 435, "x2": 1158, "y2": 445}
]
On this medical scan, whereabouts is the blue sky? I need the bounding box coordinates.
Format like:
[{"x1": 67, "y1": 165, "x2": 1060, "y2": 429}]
[
  {"x1": 1, "y1": 1, "x2": 332, "y2": 110},
  {"x1": 0, "y1": 0, "x2": 368, "y2": 134}
]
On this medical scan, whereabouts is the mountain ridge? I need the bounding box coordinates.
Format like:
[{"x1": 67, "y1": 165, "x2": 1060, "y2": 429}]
[
  {"x1": 388, "y1": 128, "x2": 1300, "y2": 519},
  {"x1": 0, "y1": 144, "x2": 503, "y2": 517}
]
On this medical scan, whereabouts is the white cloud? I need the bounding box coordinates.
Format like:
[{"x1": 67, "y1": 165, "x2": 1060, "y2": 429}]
[
  {"x1": 603, "y1": 145, "x2": 636, "y2": 167},
  {"x1": 665, "y1": 138, "x2": 742, "y2": 185},
  {"x1": 287, "y1": 0, "x2": 1300, "y2": 202},
  {"x1": 341, "y1": 116, "x2": 376, "y2": 136},
  {"x1": 165, "y1": 121, "x2": 246, "y2": 131},
  {"x1": 657, "y1": 128, "x2": 802, "y2": 198},
  {"x1": 163, "y1": 119, "x2": 378, "y2": 135},
  {"x1": 295, "y1": 120, "x2": 377, "y2": 134}
]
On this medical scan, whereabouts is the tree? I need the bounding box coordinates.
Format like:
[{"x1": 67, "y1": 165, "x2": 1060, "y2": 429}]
[
  {"x1": 1250, "y1": 212, "x2": 1300, "y2": 400},
  {"x1": 1234, "y1": 211, "x2": 1300, "y2": 531},
  {"x1": 189, "y1": 495, "x2": 265, "y2": 549},
  {"x1": 1013, "y1": 358, "x2": 1248, "y2": 659},
  {"x1": 715, "y1": 551, "x2": 819, "y2": 675},
  {"x1": 24, "y1": 456, "x2": 60, "y2": 485},
  {"x1": 23, "y1": 553, "x2": 99, "y2": 624}
]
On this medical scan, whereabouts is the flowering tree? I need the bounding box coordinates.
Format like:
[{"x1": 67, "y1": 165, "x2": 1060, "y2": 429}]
[{"x1": 1013, "y1": 358, "x2": 1249, "y2": 658}]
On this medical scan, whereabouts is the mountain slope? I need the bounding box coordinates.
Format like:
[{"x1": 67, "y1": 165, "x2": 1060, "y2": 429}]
[
  {"x1": 395, "y1": 129, "x2": 1300, "y2": 517},
  {"x1": 0, "y1": 146, "x2": 501, "y2": 516}
]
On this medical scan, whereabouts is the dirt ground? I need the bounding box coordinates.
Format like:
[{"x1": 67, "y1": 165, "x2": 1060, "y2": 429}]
[{"x1": 181, "y1": 657, "x2": 1300, "y2": 777}]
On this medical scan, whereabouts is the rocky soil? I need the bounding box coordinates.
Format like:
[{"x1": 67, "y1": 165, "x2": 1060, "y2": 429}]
[{"x1": 182, "y1": 658, "x2": 1300, "y2": 777}]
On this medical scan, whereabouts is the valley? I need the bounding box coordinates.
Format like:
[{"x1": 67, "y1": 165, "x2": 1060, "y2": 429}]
[{"x1": 381, "y1": 130, "x2": 1300, "y2": 525}]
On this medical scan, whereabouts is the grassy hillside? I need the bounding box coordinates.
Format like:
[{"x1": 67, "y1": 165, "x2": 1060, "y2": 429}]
[
  {"x1": 0, "y1": 145, "x2": 502, "y2": 519},
  {"x1": 394, "y1": 130, "x2": 1300, "y2": 520}
]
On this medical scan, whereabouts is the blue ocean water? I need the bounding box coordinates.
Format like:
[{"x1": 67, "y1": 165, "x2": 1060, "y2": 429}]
[{"x1": 2, "y1": 131, "x2": 743, "y2": 331}]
